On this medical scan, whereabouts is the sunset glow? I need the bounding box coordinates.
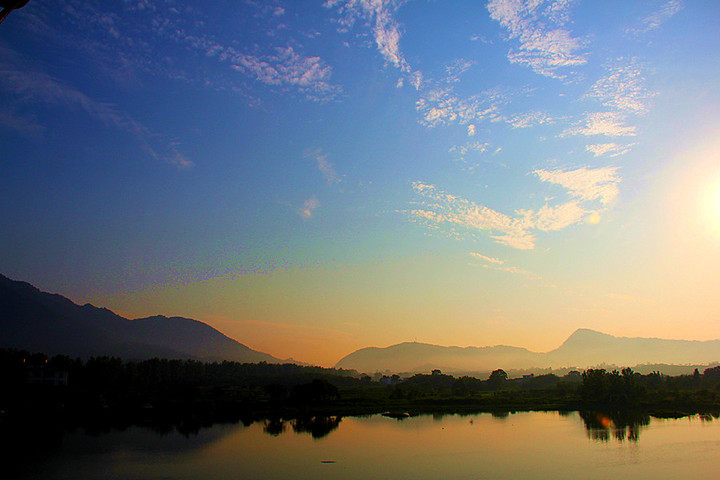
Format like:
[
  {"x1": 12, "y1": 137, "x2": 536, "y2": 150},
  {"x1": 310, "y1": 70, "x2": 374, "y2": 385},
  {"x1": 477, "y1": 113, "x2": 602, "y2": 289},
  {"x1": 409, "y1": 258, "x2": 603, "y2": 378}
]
[
  {"x1": 1, "y1": 1, "x2": 719, "y2": 366},
  {"x1": 701, "y1": 178, "x2": 720, "y2": 235}
]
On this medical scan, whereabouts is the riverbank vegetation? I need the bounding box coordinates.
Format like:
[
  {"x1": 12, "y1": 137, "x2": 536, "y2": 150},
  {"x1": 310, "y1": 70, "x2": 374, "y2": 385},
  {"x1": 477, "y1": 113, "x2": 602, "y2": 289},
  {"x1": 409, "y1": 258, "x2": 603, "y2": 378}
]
[{"x1": 2, "y1": 349, "x2": 720, "y2": 434}]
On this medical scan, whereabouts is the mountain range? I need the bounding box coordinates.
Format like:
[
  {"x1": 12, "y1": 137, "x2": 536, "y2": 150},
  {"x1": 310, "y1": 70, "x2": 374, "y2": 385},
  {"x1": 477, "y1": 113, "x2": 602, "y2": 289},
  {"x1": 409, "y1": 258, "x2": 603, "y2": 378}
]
[
  {"x1": 3, "y1": 273, "x2": 720, "y2": 374},
  {"x1": 0, "y1": 273, "x2": 285, "y2": 364},
  {"x1": 335, "y1": 328, "x2": 720, "y2": 374}
]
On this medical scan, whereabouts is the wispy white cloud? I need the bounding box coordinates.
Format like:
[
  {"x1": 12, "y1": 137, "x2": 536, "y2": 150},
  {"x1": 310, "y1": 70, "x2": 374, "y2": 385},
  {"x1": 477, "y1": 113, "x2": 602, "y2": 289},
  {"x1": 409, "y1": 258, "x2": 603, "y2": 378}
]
[
  {"x1": 503, "y1": 110, "x2": 556, "y2": 129},
  {"x1": 467, "y1": 124, "x2": 476, "y2": 136},
  {"x1": 627, "y1": 0, "x2": 683, "y2": 36},
  {"x1": 325, "y1": 0, "x2": 423, "y2": 88},
  {"x1": 231, "y1": 46, "x2": 338, "y2": 98},
  {"x1": 541, "y1": 0, "x2": 578, "y2": 24},
  {"x1": 408, "y1": 71, "x2": 423, "y2": 90},
  {"x1": 470, "y1": 251, "x2": 539, "y2": 278},
  {"x1": 23, "y1": 1, "x2": 340, "y2": 101},
  {"x1": 445, "y1": 59, "x2": 475, "y2": 82},
  {"x1": 471, "y1": 34, "x2": 493, "y2": 44},
  {"x1": 305, "y1": 149, "x2": 341, "y2": 185},
  {"x1": 410, "y1": 166, "x2": 620, "y2": 249},
  {"x1": 489, "y1": 233, "x2": 536, "y2": 250},
  {"x1": 487, "y1": 0, "x2": 586, "y2": 78},
  {"x1": 534, "y1": 166, "x2": 621, "y2": 205},
  {"x1": 0, "y1": 51, "x2": 192, "y2": 169},
  {"x1": 586, "y1": 143, "x2": 635, "y2": 158},
  {"x1": 449, "y1": 141, "x2": 490, "y2": 158},
  {"x1": 562, "y1": 112, "x2": 637, "y2": 137},
  {"x1": 470, "y1": 252, "x2": 504, "y2": 264},
  {"x1": 410, "y1": 182, "x2": 537, "y2": 250},
  {"x1": 516, "y1": 201, "x2": 588, "y2": 232},
  {"x1": 299, "y1": 197, "x2": 321, "y2": 219},
  {"x1": 416, "y1": 87, "x2": 509, "y2": 127},
  {"x1": 585, "y1": 60, "x2": 655, "y2": 115}
]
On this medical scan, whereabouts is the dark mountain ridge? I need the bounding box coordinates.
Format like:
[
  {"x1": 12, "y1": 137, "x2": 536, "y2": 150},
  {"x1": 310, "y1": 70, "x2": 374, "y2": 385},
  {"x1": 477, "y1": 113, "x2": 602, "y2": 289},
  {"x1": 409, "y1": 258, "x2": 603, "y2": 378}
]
[{"x1": 0, "y1": 274, "x2": 284, "y2": 364}]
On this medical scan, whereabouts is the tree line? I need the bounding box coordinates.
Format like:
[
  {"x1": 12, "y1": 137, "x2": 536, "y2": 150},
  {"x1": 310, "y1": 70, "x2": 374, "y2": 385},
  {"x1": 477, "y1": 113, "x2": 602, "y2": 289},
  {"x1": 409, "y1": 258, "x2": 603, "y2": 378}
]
[{"x1": 2, "y1": 348, "x2": 720, "y2": 426}]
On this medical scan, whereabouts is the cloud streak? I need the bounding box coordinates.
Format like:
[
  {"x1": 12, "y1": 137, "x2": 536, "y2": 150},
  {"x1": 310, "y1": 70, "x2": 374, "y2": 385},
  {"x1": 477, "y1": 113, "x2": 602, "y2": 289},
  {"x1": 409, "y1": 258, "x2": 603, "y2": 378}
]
[
  {"x1": 410, "y1": 166, "x2": 620, "y2": 249},
  {"x1": 586, "y1": 60, "x2": 654, "y2": 115},
  {"x1": 305, "y1": 149, "x2": 341, "y2": 185},
  {"x1": 416, "y1": 87, "x2": 509, "y2": 127},
  {"x1": 470, "y1": 252, "x2": 504, "y2": 264},
  {"x1": 562, "y1": 112, "x2": 637, "y2": 137},
  {"x1": 534, "y1": 166, "x2": 621, "y2": 205},
  {"x1": 449, "y1": 141, "x2": 490, "y2": 159},
  {"x1": 22, "y1": 1, "x2": 340, "y2": 101},
  {"x1": 628, "y1": 0, "x2": 683, "y2": 36},
  {"x1": 325, "y1": 0, "x2": 422, "y2": 88},
  {"x1": 504, "y1": 110, "x2": 557, "y2": 129},
  {"x1": 586, "y1": 143, "x2": 635, "y2": 158},
  {"x1": 230, "y1": 47, "x2": 338, "y2": 98},
  {"x1": 411, "y1": 182, "x2": 536, "y2": 250}
]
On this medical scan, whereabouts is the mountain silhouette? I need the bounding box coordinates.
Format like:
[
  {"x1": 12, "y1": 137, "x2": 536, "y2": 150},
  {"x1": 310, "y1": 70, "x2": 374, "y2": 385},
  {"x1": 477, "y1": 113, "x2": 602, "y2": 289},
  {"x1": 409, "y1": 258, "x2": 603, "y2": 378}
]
[
  {"x1": 0, "y1": 273, "x2": 284, "y2": 363},
  {"x1": 335, "y1": 342, "x2": 541, "y2": 373},
  {"x1": 546, "y1": 328, "x2": 720, "y2": 368},
  {"x1": 336, "y1": 328, "x2": 720, "y2": 373}
]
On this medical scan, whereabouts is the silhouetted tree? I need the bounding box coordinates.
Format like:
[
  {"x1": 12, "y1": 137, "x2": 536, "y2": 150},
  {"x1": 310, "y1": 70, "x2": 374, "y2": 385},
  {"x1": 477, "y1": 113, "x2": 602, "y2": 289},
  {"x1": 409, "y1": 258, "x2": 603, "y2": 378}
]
[
  {"x1": 488, "y1": 369, "x2": 508, "y2": 389},
  {"x1": 704, "y1": 366, "x2": 720, "y2": 380},
  {"x1": 580, "y1": 368, "x2": 644, "y2": 407}
]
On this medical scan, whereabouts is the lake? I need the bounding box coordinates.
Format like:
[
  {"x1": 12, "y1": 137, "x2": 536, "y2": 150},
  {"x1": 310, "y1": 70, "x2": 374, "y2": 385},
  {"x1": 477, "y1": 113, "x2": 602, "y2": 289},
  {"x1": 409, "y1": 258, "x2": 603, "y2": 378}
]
[{"x1": 10, "y1": 411, "x2": 720, "y2": 479}]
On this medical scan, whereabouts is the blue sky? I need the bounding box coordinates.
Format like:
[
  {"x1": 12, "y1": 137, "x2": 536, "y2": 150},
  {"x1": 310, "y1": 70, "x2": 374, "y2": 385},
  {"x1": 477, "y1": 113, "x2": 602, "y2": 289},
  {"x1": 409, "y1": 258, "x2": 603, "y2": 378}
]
[{"x1": 2, "y1": 0, "x2": 719, "y2": 365}]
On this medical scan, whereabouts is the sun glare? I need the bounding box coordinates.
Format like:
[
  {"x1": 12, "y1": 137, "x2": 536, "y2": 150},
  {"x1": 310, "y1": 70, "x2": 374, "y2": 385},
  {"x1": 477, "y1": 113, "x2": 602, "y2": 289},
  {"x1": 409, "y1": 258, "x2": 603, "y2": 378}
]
[{"x1": 700, "y1": 178, "x2": 720, "y2": 236}]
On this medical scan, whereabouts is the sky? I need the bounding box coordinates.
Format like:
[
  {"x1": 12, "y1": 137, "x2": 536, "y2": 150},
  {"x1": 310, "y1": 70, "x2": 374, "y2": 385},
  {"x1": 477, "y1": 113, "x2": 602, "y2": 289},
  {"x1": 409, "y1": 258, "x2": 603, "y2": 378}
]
[{"x1": 1, "y1": 0, "x2": 719, "y2": 366}]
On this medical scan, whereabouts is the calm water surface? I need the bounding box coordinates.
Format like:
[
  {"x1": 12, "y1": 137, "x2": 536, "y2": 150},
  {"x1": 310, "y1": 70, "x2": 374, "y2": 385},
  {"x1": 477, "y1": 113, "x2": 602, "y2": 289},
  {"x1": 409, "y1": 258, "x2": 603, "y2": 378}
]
[{"x1": 14, "y1": 412, "x2": 720, "y2": 479}]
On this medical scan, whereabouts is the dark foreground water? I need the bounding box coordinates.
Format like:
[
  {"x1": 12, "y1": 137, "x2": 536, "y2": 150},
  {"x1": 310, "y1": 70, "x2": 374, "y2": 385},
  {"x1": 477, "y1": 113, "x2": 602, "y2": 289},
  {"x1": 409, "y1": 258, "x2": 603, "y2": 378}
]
[{"x1": 10, "y1": 411, "x2": 720, "y2": 479}]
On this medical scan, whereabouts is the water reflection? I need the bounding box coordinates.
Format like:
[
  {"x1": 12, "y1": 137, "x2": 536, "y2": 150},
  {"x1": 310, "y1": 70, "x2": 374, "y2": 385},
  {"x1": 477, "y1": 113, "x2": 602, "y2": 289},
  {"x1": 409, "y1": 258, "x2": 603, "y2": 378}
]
[
  {"x1": 579, "y1": 410, "x2": 650, "y2": 442},
  {"x1": 699, "y1": 412, "x2": 719, "y2": 423},
  {"x1": 263, "y1": 418, "x2": 286, "y2": 436},
  {"x1": 8, "y1": 412, "x2": 720, "y2": 480},
  {"x1": 262, "y1": 416, "x2": 342, "y2": 439},
  {"x1": 291, "y1": 416, "x2": 342, "y2": 438}
]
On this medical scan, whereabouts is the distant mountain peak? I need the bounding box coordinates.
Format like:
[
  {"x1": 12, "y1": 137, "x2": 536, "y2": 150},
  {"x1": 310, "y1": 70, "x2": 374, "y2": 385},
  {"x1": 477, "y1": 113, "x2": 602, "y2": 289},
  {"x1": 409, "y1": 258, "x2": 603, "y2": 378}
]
[
  {"x1": 563, "y1": 328, "x2": 612, "y2": 342},
  {"x1": 571, "y1": 327, "x2": 607, "y2": 336},
  {"x1": 336, "y1": 328, "x2": 720, "y2": 374}
]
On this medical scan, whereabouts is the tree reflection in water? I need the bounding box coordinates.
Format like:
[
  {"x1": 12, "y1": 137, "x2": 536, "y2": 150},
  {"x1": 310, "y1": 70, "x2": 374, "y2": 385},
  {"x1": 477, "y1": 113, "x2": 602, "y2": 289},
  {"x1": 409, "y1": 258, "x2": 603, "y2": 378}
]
[
  {"x1": 699, "y1": 413, "x2": 719, "y2": 423},
  {"x1": 579, "y1": 411, "x2": 650, "y2": 442},
  {"x1": 292, "y1": 416, "x2": 342, "y2": 439},
  {"x1": 263, "y1": 418, "x2": 286, "y2": 436},
  {"x1": 262, "y1": 416, "x2": 342, "y2": 439},
  {"x1": 490, "y1": 410, "x2": 510, "y2": 419}
]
